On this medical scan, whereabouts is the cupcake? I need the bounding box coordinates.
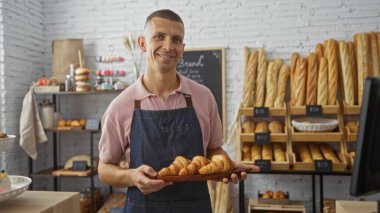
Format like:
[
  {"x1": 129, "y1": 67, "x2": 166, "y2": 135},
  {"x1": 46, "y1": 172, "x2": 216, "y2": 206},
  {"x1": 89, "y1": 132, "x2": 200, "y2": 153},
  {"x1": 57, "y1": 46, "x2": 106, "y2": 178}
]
[{"x1": 0, "y1": 170, "x2": 11, "y2": 193}]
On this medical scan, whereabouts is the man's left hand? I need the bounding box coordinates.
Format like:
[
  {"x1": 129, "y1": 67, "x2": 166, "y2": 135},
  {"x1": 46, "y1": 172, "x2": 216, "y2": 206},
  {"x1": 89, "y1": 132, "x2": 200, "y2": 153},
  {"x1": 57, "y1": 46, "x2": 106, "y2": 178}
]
[{"x1": 222, "y1": 162, "x2": 260, "y2": 184}]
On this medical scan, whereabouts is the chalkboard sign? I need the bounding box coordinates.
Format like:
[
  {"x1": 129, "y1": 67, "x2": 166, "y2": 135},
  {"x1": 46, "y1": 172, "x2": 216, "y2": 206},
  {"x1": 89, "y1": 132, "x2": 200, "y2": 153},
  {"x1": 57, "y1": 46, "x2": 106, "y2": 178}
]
[{"x1": 177, "y1": 48, "x2": 226, "y2": 138}]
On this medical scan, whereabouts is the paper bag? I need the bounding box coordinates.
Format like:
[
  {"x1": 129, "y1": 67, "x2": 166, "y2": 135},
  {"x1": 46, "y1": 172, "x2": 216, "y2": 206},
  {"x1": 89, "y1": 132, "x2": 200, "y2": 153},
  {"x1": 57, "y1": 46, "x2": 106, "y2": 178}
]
[{"x1": 52, "y1": 39, "x2": 84, "y2": 83}]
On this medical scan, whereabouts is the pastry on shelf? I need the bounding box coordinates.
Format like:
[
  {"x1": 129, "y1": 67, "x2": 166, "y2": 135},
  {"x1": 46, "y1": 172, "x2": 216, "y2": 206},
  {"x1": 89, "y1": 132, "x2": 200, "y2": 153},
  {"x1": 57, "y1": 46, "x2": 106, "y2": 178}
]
[
  {"x1": 345, "y1": 121, "x2": 359, "y2": 133},
  {"x1": 0, "y1": 132, "x2": 7, "y2": 139},
  {"x1": 0, "y1": 170, "x2": 11, "y2": 193},
  {"x1": 268, "y1": 120, "x2": 284, "y2": 133},
  {"x1": 255, "y1": 121, "x2": 269, "y2": 133},
  {"x1": 242, "y1": 120, "x2": 255, "y2": 133}
]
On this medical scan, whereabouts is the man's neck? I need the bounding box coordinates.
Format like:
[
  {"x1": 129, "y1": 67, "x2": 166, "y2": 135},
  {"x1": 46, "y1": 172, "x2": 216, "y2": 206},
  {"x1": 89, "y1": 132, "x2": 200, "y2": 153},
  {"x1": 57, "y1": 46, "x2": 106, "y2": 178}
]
[{"x1": 142, "y1": 69, "x2": 179, "y2": 100}]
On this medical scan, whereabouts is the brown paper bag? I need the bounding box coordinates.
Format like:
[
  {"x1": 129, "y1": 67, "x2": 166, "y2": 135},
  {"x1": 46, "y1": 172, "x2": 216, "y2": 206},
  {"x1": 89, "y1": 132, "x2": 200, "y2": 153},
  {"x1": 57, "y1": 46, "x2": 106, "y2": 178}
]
[{"x1": 52, "y1": 39, "x2": 84, "y2": 83}]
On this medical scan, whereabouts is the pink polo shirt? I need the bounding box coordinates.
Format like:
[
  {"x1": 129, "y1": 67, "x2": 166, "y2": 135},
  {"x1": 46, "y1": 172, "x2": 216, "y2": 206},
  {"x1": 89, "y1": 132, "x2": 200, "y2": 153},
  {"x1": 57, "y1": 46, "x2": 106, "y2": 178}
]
[{"x1": 99, "y1": 72, "x2": 223, "y2": 164}]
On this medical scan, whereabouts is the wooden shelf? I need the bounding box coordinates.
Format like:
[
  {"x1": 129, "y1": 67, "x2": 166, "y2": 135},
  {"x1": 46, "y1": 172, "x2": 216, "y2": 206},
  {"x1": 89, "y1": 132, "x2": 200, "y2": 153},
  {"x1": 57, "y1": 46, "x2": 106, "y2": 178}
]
[
  {"x1": 289, "y1": 104, "x2": 339, "y2": 115},
  {"x1": 45, "y1": 127, "x2": 100, "y2": 133},
  {"x1": 239, "y1": 107, "x2": 286, "y2": 116},
  {"x1": 31, "y1": 167, "x2": 98, "y2": 177}
]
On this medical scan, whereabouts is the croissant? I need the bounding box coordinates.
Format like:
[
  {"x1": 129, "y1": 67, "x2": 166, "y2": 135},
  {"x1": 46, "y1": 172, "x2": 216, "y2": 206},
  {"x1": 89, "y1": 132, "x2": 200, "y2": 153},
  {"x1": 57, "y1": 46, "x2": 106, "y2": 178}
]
[
  {"x1": 199, "y1": 154, "x2": 234, "y2": 175},
  {"x1": 179, "y1": 156, "x2": 211, "y2": 176},
  {"x1": 158, "y1": 156, "x2": 191, "y2": 176}
]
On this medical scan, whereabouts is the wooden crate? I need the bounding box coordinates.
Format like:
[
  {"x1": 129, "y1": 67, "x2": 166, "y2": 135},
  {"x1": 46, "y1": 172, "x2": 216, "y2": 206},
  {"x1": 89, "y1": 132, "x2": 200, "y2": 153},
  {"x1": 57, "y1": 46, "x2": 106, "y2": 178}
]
[
  {"x1": 345, "y1": 126, "x2": 358, "y2": 142},
  {"x1": 248, "y1": 199, "x2": 306, "y2": 213},
  {"x1": 239, "y1": 105, "x2": 287, "y2": 117},
  {"x1": 342, "y1": 102, "x2": 361, "y2": 115},
  {"x1": 289, "y1": 103, "x2": 339, "y2": 115},
  {"x1": 290, "y1": 125, "x2": 343, "y2": 142}
]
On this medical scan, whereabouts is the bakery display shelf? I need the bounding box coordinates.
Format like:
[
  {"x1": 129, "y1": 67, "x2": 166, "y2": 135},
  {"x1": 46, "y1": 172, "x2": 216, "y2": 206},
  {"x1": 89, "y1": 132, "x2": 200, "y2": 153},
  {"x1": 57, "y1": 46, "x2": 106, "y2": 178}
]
[
  {"x1": 342, "y1": 102, "x2": 361, "y2": 115},
  {"x1": 30, "y1": 167, "x2": 98, "y2": 177},
  {"x1": 290, "y1": 126, "x2": 343, "y2": 142},
  {"x1": 45, "y1": 127, "x2": 100, "y2": 133},
  {"x1": 248, "y1": 199, "x2": 306, "y2": 213},
  {"x1": 240, "y1": 133, "x2": 288, "y2": 143},
  {"x1": 345, "y1": 126, "x2": 358, "y2": 142},
  {"x1": 289, "y1": 103, "x2": 339, "y2": 115},
  {"x1": 239, "y1": 106, "x2": 286, "y2": 117}
]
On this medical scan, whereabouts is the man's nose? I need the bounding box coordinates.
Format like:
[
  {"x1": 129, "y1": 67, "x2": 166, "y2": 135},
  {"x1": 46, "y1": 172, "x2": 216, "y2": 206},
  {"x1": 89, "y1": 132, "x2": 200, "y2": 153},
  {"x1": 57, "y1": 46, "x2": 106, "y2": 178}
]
[{"x1": 162, "y1": 38, "x2": 174, "y2": 50}]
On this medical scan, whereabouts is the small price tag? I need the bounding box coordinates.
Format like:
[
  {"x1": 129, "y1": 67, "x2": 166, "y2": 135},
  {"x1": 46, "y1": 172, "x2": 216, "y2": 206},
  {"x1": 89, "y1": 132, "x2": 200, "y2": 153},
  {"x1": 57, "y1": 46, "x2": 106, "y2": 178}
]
[
  {"x1": 314, "y1": 160, "x2": 332, "y2": 172},
  {"x1": 255, "y1": 160, "x2": 271, "y2": 172},
  {"x1": 72, "y1": 160, "x2": 88, "y2": 171},
  {"x1": 85, "y1": 119, "x2": 100, "y2": 130},
  {"x1": 306, "y1": 105, "x2": 322, "y2": 116},
  {"x1": 255, "y1": 133, "x2": 270, "y2": 144},
  {"x1": 254, "y1": 107, "x2": 269, "y2": 117}
]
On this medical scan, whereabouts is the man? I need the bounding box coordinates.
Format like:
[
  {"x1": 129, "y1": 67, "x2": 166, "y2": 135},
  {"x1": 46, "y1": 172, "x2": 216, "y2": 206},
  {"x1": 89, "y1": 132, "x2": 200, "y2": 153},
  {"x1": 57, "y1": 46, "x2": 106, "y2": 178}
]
[{"x1": 98, "y1": 9, "x2": 259, "y2": 212}]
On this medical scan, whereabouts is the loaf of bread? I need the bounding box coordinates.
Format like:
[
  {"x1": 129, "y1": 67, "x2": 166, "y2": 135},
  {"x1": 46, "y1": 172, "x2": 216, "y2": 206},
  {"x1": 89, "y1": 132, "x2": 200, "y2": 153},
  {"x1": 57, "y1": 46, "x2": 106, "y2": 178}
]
[
  {"x1": 268, "y1": 120, "x2": 284, "y2": 133},
  {"x1": 306, "y1": 53, "x2": 318, "y2": 105},
  {"x1": 265, "y1": 59, "x2": 283, "y2": 107},
  {"x1": 242, "y1": 143, "x2": 251, "y2": 161},
  {"x1": 339, "y1": 40, "x2": 355, "y2": 106},
  {"x1": 355, "y1": 33, "x2": 372, "y2": 105},
  {"x1": 315, "y1": 43, "x2": 324, "y2": 60},
  {"x1": 346, "y1": 121, "x2": 359, "y2": 133},
  {"x1": 317, "y1": 57, "x2": 328, "y2": 105},
  {"x1": 159, "y1": 156, "x2": 191, "y2": 176},
  {"x1": 199, "y1": 154, "x2": 234, "y2": 175},
  {"x1": 242, "y1": 49, "x2": 258, "y2": 107},
  {"x1": 251, "y1": 144, "x2": 262, "y2": 161},
  {"x1": 255, "y1": 121, "x2": 269, "y2": 133},
  {"x1": 347, "y1": 42, "x2": 358, "y2": 105},
  {"x1": 319, "y1": 144, "x2": 340, "y2": 163},
  {"x1": 298, "y1": 143, "x2": 313, "y2": 163},
  {"x1": 179, "y1": 156, "x2": 211, "y2": 176},
  {"x1": 309, "y1": 144, "x2": 324, "y2": 160},
  {"x1": 255, "y1": 49, "x2": 267, "y2": 107},
  {"x1": 326, "y1": 39, "x2": 339, "y2": 105},
  {"x1": 262, "y1": 144, "x2": 273, "y2": 161},
  {"x1": 294, "y1": 58, "x2": 307, "y2": 106},
  {"x1": 273, "y1": 143, "x2": 286, "y2": 162},
  {"x1": 274, "y1": 64, "x2": 290, "y2": 108},
  {"x1": 290, "y1": 53, "x2": 300, "y2": 106},
  {"x1": 369, "y1": 32, "x2": 379, "y2": 76},
  {"x1": 242, "y1": 120, "x2": 255, "y2": 133}
]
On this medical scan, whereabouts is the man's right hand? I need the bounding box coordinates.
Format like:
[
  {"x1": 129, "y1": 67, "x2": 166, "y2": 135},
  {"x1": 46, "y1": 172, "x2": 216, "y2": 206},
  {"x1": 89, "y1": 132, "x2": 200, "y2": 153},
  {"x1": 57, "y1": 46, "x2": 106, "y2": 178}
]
[{"x1": 131, "y1": 165, "x2": 173, "y2": 194}]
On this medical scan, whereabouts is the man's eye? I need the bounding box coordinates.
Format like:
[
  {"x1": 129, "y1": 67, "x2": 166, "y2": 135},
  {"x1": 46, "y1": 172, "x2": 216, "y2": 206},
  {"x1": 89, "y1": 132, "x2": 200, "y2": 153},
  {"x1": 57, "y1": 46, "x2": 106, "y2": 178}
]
[
  {"x1": 174, "y1": 38, "x2": 182, "y2": 43},
  {"x1": 155, "y1": 35, "x2": 164, "y2": 40}
]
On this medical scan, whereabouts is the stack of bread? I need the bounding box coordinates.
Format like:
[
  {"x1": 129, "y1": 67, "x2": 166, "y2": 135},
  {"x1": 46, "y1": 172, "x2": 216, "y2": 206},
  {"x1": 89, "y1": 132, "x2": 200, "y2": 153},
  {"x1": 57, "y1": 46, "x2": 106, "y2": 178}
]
[
  {"x1": 242, "y1": 143, "x2": 286, "y2": 162},
  {"x1": 297, "y1": 143, "x2": 340, "y2": 163},
  {"x1": 241, "y1": 120, "x2": 284, "y2": 134},
  {"x1": 75, "y1": 67, "x2": 91, "y2": 92},
  {"x1": 158, "y1": 155, "x2": 233, "y2": 176},
  {"x1": 241, "y1": 48, "x2": 290, "y2": 108}
]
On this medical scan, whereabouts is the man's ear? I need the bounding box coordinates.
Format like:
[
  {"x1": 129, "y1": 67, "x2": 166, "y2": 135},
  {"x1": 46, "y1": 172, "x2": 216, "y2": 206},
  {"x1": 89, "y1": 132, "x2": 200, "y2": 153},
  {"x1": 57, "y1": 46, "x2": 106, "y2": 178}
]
[{"x1": 137, "y1": 36, "x2": 147, "y2": 52}]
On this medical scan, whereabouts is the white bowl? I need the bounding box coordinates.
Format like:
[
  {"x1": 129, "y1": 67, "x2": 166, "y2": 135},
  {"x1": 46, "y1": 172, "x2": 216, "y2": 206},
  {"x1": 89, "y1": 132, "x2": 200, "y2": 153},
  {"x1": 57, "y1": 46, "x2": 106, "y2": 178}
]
[
  {"x1": 0, "y1": 175, "x2": 32, "y2": 202},
  {"x1": 292, "y1": 117, "x2": 339, "y2": 132}
]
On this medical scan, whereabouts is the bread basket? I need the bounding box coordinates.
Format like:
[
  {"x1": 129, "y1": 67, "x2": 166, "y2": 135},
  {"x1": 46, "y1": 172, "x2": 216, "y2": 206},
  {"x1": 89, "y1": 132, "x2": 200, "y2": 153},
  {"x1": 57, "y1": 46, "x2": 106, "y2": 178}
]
[{"x1": 292, "y1": 117, "x2": 339, "y2": 132}]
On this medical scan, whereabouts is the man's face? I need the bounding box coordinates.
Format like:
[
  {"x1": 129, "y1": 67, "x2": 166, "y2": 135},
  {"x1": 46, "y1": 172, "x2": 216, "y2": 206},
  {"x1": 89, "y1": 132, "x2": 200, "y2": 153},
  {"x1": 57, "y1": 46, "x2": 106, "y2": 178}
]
[{"x1": 139, "y1": 17, "x2": 185, "y2": 73}]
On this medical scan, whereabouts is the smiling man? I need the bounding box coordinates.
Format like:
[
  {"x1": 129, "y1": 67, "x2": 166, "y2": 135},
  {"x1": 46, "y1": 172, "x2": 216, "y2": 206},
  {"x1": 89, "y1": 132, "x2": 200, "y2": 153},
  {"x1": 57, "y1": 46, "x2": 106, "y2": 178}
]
[{"x1": 98, "y1": 9, "x2": 259, "y2": 213}]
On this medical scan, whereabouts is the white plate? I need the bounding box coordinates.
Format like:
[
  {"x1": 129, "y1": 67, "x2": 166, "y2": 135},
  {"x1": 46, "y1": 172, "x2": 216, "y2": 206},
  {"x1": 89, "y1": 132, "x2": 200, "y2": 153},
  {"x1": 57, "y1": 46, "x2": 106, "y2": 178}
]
[
  {"x1": 0, "y1": 175, "x2": 32, "y2": 202},
  {"x1": 292, "y1": 117, "x2": 339, "y2": 132},
  {"x1": 0, "y1": 135, "x2": 16, "y2": 150}
]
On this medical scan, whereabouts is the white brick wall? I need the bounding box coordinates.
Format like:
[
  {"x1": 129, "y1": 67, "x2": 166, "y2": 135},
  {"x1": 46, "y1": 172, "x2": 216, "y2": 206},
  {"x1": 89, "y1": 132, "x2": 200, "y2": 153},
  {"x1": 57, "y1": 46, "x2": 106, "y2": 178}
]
[{"x1": 1, "y1": 0, "x2": 380, "y2": 212}]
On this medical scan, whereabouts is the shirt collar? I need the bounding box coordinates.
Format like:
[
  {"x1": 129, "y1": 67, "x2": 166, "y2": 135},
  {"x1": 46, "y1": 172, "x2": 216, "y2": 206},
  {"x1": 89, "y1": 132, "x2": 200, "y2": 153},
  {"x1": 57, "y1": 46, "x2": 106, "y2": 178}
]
[{"x1": 132, "y1": 72, "x2": 192, "y2": 100}]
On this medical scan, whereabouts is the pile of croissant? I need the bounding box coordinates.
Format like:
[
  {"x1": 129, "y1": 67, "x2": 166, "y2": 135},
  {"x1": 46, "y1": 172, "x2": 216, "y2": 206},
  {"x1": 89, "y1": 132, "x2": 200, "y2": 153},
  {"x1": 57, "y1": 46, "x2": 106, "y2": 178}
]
[{"x1": 158, "y1": 155, "x2": 234, "y2": 176}]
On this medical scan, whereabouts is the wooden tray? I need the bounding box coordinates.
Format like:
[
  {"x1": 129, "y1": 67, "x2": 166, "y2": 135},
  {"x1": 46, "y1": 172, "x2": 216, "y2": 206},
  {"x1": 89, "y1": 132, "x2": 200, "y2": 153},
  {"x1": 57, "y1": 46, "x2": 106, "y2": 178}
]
[
  {"x1": 157, "y1": 172, "x2": 242, "y2": 182},
  {"x1": 52, "y1": 168, "x2": 96, "y2": 177},
  {"x1": 289, "y1": 103, "x2": 339, "y2": 115},
  {"x1": 239, "y1": 106, "x2": 286, "y2": 116}
]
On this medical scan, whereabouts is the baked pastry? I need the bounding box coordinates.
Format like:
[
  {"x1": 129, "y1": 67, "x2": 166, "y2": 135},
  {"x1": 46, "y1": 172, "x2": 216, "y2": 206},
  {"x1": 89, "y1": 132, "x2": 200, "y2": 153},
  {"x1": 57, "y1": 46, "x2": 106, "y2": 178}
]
[
  {"x1": 347, "y1": 42, "x2": 358, "y2": 105},
  {"x1": 315, "y1": 43, "x2": 324, "y2": 60},
  {"x1": 255, "y1": 121, "x2": 269, "y2": 133},
  {"x1": 273, "y1": 143, "x2": 286, "y2": 162},
  {"x1": 0, "y1": 170, "x2": 11, "y2": 193},
  {"x1": 346, "y1": 121, "x2": 359, "y2": 133},
  {"x1": 0, "y1": 132, "x2": 7, "y2": 138},
  {"x1": 306, "y1": 53, "x2": 318, "y2": 105},
  {"x1": 242, "y1": 120, "x2": 255, "y2": 133},
  {"x1": 198, "y1": 154, "x2": 233, "y2": 175},
  {"x1": 369, "y1": 32, "x2": 379, "y2": 76},
  {"x1": 265, "y1": 59, "x2": 283, "y2": 107},
  {"x1": 158, "y1": 156, "x2": 191, "y2": 176},
  {"x1": 251, "y1": 144, "x2": 262, "y2": 161},
  {"x1": 262, "y1": 144, "x2": 273, "y2": 161},
  {"x1": 290, "y1": 53, "x2": 300, "y2": 106},
  {"x1": 339, "y1": 40, "x2": 355, "y2": 106},
  {"x1": 255, "y1": 49, "x2": 267, "y2": 107},
  {"x1": 317, "y1": 57, "x2": 328, "y2": 105},
  {"x1": 294, "y1": 58, "x2": 307, "y2": 106},
  {"x1": 355, "y1": 33, "x2": 372, "y2": 105},
  {"x1": 326, "y1": 39, "x2": 339, "y2": 105},
  {"x1": 298, "y1": 143, "x2": 313, "y2": 163},
  {"x1": 268, "y1": 120, "x2": 284, "y2": 133},
  {"x1": 309, "y1": 144, "x2": 324, "y2": 160},
  {"x1": 242, "y1": 49, "x2": 258, "y2": 107},
  {"x1": 274, "y1": 64, "x2": 290, "y2": 108},
  {"x1": 179, "y1": 156, "x2": 211, "y2": 176},
  {"x1": 273, "y1": 191, "x2": 286, "y2": 199},
  {"x1": 319, "y1": 144, "x2": 340, "y2": 163}
]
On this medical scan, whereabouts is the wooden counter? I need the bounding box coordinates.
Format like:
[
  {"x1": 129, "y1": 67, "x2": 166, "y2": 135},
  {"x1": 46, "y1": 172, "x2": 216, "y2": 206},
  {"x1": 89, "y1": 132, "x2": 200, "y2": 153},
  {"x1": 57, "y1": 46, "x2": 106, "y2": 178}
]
[
  {"x1": 0, "y1": 191, "x2": 80, "y2": 213},
  {"x1": 335, "y1": 200, "x2": 377, "y2": 213}
]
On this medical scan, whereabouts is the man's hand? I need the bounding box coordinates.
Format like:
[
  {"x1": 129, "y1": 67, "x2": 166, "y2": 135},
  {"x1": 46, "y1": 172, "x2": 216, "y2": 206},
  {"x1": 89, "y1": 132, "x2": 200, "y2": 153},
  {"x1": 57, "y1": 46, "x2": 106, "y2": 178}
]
[
  {"x1": 131, "y1": 165, "x2": 173, "y2": 194},
  {"x1": 222, "y1": 162, "x2": 260, "y2": 184}
]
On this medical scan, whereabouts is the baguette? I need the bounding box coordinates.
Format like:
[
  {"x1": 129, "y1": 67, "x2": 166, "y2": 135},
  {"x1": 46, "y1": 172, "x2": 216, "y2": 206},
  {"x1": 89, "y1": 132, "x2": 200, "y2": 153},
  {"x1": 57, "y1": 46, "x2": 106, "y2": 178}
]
[
  {"x1": 306, "y1": 53, "x2": 318, "y2": 105},
  {"x1": 273, "y1": 143, "x2": 286, "y2": 162},
  {"x1": 251, "y1": 144, "x2": 262, "y2": 161},
  {"x1": 319, "y1": 144, "x2": 340, "y2": 163},
  {"x1": 290, "y1": 53, "x2": 300, "y2": 106},
  {"x1": 264, "y1": 59, "x2": 283, "y2": 107},
  {"x1": 298, "y1": 143, "x2": 313, "y2": 163},
  {"x1": 355, "y1": 33, "x2": 372, "y2": 105},
  {"x1": 315, "y1": 43, "x2": 324, "y2": 60},
  {"x1": 255, "y1": 49, "x2": 267, "y2": 107},
  {"x1": 309, "y1": 144, "x2": 324, "y2": 160},
  {"x1": 317, "y1": 57, "x2": 328, "y2": 105},
  {"x1": 347, "y1": 42, "x2": 358, "y2": 105},
  {"x1": 339, "y1": 40, "x2": 355, "y2": 106},
  {"x1": 262, "y1": 144, "x2": 273, "y2": 161},
  {"x1": 242, "y1": 143, "x2": 251, "y2": 161},
  {"x1": 294, "y1": 58, "x2": 307, "y2": 106},
  {"x1": 326, "y1": 39, "x2": 339, "y2": 105},
  {"x1": 274, "y1": 64, "x2": 290, "y2": 108},
  {"x1": 242, "y1": 49, "x2": 258, "y2": 107},
  {"x1": 369, "y1": 32, "x2": 379, "y2": 76}
]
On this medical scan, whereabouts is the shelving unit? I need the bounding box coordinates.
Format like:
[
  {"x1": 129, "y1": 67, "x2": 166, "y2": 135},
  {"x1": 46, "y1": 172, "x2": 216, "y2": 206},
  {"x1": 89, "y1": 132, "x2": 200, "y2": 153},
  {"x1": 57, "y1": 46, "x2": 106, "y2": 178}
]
[{"x1": 30, "y1": 90, "x2": 120, "y2": 213}]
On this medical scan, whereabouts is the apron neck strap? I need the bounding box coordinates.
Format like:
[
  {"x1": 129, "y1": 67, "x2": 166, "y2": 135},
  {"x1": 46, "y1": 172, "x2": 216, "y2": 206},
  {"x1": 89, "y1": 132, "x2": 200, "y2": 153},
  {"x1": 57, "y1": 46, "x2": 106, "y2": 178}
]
[{"x1": 134, "y1": 94, "x2": 193, "y2": 109}]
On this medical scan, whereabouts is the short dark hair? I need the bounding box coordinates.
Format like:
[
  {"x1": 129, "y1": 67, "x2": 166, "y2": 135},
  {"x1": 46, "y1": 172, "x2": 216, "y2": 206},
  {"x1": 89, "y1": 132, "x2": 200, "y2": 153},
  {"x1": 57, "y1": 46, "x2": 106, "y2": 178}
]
[{"x1": 145, "y1": 9, "x2": 184, "y2": 27}]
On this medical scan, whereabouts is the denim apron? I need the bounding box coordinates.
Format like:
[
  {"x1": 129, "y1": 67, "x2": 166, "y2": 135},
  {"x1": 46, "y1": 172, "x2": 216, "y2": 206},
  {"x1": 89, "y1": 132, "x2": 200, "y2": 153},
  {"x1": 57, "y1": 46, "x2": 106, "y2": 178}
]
[{"x1": 124, "y1": 94, "x2": 212, "y2": 213}]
